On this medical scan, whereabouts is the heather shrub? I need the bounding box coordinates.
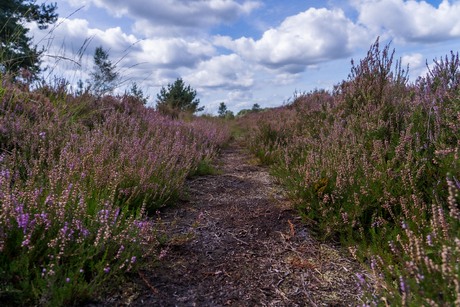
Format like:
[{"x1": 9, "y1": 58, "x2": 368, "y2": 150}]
[
  {"x1": 0, "y1": 76, "x2": 229, "y2": 305},
  {"x1": 246, "y1": 40, "x2": 460, "y2": 305}
]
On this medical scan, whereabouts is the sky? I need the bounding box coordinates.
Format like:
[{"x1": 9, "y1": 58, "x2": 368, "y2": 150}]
[{"x1": 29, "y1": 0, "x2": 460, "y2": 114}]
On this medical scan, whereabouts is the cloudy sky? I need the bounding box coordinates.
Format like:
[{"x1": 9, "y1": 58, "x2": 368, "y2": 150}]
[{"x1": 30, "y1": 0, "x2": 460, "y2": 113}]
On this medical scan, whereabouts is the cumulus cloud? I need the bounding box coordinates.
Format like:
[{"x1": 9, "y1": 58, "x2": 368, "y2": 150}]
[
  {"x1": 400, "y1": 52, "x2": 430, "y2": 80},
  {"x1": 31, "y1": 17, "x2": 216, "y2": 72},
  {"x1": 65, "y1": 0, "x2": 261, "y2": 36},
  {"x1": 185, "y1": 54, "x2": 254, "y2": 90},
  {"x1": 214, "y1": 7, "x2": 369, "y2": 73},
  {"x1": 354, "y1": 0, "x2": 460, "y2": 42},
  {"x1": 135, "y1": 37, "x2": 215, "y2": 68},
  {"x1": 401, "y1": 52, "x2": 424, "y2": 69}
]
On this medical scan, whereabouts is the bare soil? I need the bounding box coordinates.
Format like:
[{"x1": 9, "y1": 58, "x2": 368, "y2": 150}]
[{"x1": 94, "y1": 142, "x2": 365, "y2": 306}]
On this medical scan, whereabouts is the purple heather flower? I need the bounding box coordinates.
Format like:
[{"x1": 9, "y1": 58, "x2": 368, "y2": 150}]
[
  {"x1": 66, "y1": 277, "x2": 70, "y2": 283},
  {"x1": 21, "y1": 237, "x2": 30, "y2": 247},
  {"x1": 103, "y1": 266, "x2": 110, "y2": 274},
  {"x1": 98, "y1": 209, "x2": 110, "y2": 221},
  {"x1": 453, "y1": 176, "x2": 460, "y2": 190},
  {"x1": 131, "y1": 256, "x2": 136, "y2": 264},
  {"x1": 15, "y1": 205, "x2": 29, "y2": 234},
  {"x1": 399, "y1": 276, "x2": 407, "y2": 293},
  {"x1": 426, "y1": 234, "x2": 433, "y2": 246},
  {"x1": 0, "y1": 169, "x2": 9, "y2": 180}
]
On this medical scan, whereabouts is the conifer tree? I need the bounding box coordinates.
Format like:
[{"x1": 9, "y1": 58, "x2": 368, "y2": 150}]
[
  {"x1": 156, "y1": 78, "x2": 203, "y2": 118},
  {"x1": 0, "y1": 0, "x2": 57, "y2": 76},
  {"x1": 90, "y1": 46, "x2": 119, "y2": 96}
]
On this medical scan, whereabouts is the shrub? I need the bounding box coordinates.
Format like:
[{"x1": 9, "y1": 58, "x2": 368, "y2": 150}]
[
  {"x1": 0, "y1": 76, "x2": 229, "y2": 305},
  {"x1": 244, "y1": 40, "x2": 460, "y2": 305}
]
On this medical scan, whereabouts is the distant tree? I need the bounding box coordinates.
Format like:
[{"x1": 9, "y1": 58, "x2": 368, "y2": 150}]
[
  {"x1": 90, "y1": 46, "x2": 119, "y2": 96},
  {"x1": 75, "y1": 78, "x2": 91, "y2": 96},
  {"x1": 252, "y1": 103, "x2": 261, "y2": 112},
  {"x1": 236, "y1": 109, "x2": 251, "y2": 117},
  {"x1": 218, "y1": 102, "x2": 227, "y2": 117},
  {"x1": 224, "y1": 110, "x2": 234, "y2": 119},
  {"x1": 0, "y1": 0, "x2": 58, "y2": 76},
  {"x1": 126, "y1": 82, "x2": 149, "y2": 105},
  {"x1": 156, "y1": 78, "x2": 204, "y2": 118}
]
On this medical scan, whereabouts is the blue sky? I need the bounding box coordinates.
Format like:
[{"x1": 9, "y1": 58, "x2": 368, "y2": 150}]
[{"x1": 30, "y1": 0, "x2": 460, "y2": 113}]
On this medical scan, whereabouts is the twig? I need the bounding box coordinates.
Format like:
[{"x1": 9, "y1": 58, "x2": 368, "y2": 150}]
[
  {"x1": 228, "y1": 231, "x2": 250, "y2": 246},
  {"x1": 138, "y1": 271, "x2": 159, "y2": 295}
]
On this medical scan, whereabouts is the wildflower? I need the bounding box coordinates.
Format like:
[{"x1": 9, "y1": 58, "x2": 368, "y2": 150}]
[
  {"x1": 21, "y1": 238, "x2": 30, "y2": 248},
  {"x1": 98, "y1": 209, "x2": 110, "y2": 222},
  {"x1": 115, "y1": 245, "x2": 125, "y2": 259},
  {"x1": 39, "y1": 131, "x2": 46, "y2": 139},
  {"x1": 15, "y1": 205, "x2": 29, "y2": 234},
  {"x1": 0, "y1": 169, "x2": 10, "y2": 180},
  {"x1": 66, "y1": 277, "x2": 70, "y2": 283},
  {"x1": 453, "y1": 176, "x2": 460, "y2": 190},
  {"x1": 103, "y1": 266, "x2": 110, "y2": 274},
  {"x1": 355, "y1": 273, "x2": 366, "y2": 285},
  {"x1": 399, "y1": 276, "x2": 407, "y2": 295},
  {"x1": 131, "y1": 256, "x2": 137, "y2": 264},
  {"x1": 426, "y1": 234, "x2": 433, "y2": 246}
]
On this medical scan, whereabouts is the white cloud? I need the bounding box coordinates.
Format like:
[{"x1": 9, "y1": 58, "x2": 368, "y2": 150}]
[
  {"x1": 271, "y1": 73, "x2": 302, "y2": 86},
  {"x1": 65, "y1": 0, "x2": 261, "y2": 36},
  {"x1": 32, "y1": 18, "x2": 138, "y2": 60},
  {"x1": 135, "y1": 37, "x2": 215, "y2": 68},
  {"x1": 185, "y1": 54, "x2": 254, "y2": 90},
  {"x1": 214, "y1": 8, "x2": 369, "y2": 73},
  {"x1": 354, "y1": 0, "x2": 460, "y2": 42},
  {"x1": 401, "y1": 52, "x2": 424, "y2": 69},
  {"x1": 400, "y1": 52, "x2": 431, "y2": 80},
  {"x1": 31, "y1": 17, "x2": 216, "y2": 72}
]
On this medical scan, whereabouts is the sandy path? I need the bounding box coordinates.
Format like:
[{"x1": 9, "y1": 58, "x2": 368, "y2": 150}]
[{"x1": 95, "y1": 143, "x2": 365, "y2": 306}]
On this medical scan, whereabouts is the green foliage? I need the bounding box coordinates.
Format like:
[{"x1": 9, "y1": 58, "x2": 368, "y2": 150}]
[
  {"x1": 237, "y1": 104, "x2": 265, "y2": 117},
  {"x1": 217, "y1": 102, "x2": 234, "y2": 119},
  {"x1": 126, "y1": 82, "x2": 149, "y2": 105},
  {"x1": 189, "y1": 159, "x2": 219, "y2": 177},
  {"x1": 224, "y1": 110, "x2": 235, "y2": 119},
  {"x1": 156, "y1": 78, "x2": 204, "y2": 118},
  {"x1": 0, "y1": 0, "x2": 57, "y2": 76},
  {"x1": 90, "y1": 46, "x2": 119, "y2": 96},
  {"x1": 218, "y1": 102, "x2": 227, "y2": 117},
  {"x1": 251, "y1": 103, "x2": 261, "y2": 112}
]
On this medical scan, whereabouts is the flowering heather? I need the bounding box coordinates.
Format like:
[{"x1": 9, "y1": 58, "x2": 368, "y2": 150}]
[
  {"x1": 0, "y1": 76, "x2": 229, "y2": 305},
  {"x1": 244, "y1": 39, "x2": 460, "y2": 305}
]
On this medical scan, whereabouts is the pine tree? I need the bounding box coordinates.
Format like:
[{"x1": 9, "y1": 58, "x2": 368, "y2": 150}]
[
  {"x1": 0, "y1": 0, "x2": 57, "y2": 76},
  {"x1": 218, "y1": 102, "x2": 227, "y2": 117},
  {"x1": 89, "y1": 46, "x2": 119, "y2": 96},
  {"x1": 156, "y1": 78, "x2": 204, "y2": 118}
]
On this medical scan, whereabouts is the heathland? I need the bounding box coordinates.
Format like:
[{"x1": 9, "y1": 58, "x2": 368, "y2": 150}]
[{"x1": 1, "y1": 39, "x2": 459, "y2": 306}]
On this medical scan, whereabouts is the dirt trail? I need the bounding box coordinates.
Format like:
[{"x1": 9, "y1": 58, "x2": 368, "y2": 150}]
[{"x1": 100, "y1": 142, "x2": 365, "y2": 306}]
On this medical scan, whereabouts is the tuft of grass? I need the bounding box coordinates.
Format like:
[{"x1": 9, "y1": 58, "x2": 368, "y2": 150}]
[{"x1": 190, "y1": 159, "x2": 221, "y2": 177}]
